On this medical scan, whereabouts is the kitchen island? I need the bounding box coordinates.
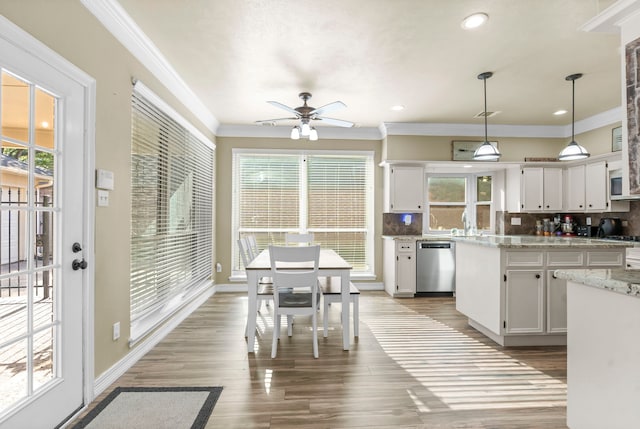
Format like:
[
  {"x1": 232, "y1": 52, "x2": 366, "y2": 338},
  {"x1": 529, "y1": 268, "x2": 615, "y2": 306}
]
[
  {"x1": 453, "y1": 235, "x2": 632, "y2": 346},
  {"x1": 554, "y1": 268, "x2": 640, "y2": 429}
]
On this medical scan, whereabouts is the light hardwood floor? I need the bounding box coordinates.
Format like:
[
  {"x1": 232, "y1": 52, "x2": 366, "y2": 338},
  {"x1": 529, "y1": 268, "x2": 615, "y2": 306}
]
[{"x1": 72, "y1": 292, "x2": 568, "y2": 428}]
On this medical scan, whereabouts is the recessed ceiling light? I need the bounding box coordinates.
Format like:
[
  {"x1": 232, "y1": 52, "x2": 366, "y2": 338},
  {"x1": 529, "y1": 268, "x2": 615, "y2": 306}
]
[
  {"x1": 41, "y1": 121, "x2": 49, "y2": 128},
  {"x1": 390, "y1": 105, "x2": 405, "y2": 111},
  {"x1": 554, "y1": 109, "x2": 568, "y2": 116},
  {"x1": 463, "y1": 165, "x2": 473, "y2": 168},
  {"x1": 461, "y1": 13, "x2": 488, "y2": 30}
]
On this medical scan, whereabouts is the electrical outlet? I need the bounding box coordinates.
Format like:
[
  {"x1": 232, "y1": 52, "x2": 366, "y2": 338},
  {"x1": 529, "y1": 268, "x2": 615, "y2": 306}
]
[
  {"x1": 511, "y1": 217, "x2": 522, "y2": 226},
  {"x1": 586, "y1": 217, "x2": 592, "y2": 226},
  {"x1": 623, "y1": 220, "x2": 629, "y2": 227},
  {"x1": 97, "y1": 190, "x2": 109, "y2": 207},
  {"x1": 113, "y1": 322, "x2": 120, "y2": 341},
  {"x1": 216, "y1": 263, "x2": 222, "y2": 273}
]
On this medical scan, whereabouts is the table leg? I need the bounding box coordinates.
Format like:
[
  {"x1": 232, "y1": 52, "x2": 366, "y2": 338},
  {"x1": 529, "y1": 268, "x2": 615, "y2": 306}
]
[
  {"x1": 341, "y1": 270, "x2": 350, "y2": 350},
  {"x1": 247, "y1": 270, "x2": 258, "y2": 353}
]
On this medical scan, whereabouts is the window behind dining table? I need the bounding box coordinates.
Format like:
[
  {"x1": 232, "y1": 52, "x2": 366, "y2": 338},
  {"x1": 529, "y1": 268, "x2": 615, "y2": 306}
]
[{"x1": 232, "y1": 150, "x2": 373, "y2": 276}]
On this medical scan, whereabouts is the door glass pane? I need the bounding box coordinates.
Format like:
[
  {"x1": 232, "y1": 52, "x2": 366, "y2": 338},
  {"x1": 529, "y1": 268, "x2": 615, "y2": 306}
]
[
  {"x1": 35, "y1": 88, "x2": 55, "y2": 149},
  {"x1": 1, "y1": 72, "x2": 29, "y2": 144},
  {"x1": 0, "y1": 340, "x2": 28, "y2": 413},
  {"x1": 428, "y1": 177, "x2": 466, "y2": 202},
  {"x1": 0, "y1": 68, "x2": 61, "y2": 418},
  {"x1": 32, "y1": 327, "x2": 54, "y2": 391},
  {"x1": 477, "y1": 176, "x2": 492, "y2": 202},
  {"x1": 429, "y1": 206, "x2": 465, "y2": 230}
]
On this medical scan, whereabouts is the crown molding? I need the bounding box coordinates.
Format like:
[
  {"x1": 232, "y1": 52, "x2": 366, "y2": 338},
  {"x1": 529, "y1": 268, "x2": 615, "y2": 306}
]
[
  {"x1": 581, "y1": 0, "x2": 640, "y2": 33},
  {"x1": 216, "y1": 125, "x2": 383, "y2": 140},
  {"x1": 80, "y1": 0, "x2": 219, "y2": 133}
]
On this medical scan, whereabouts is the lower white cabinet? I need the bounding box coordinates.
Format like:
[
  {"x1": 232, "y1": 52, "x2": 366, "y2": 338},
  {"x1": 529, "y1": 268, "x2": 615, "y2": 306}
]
[
  {"x1": 456, "y1": 242, "x2": 625, "y2": 346},
  {"x1": 505, "y1": 270, "x2": 544, "y2": 334},
  {"x1": 383, "y1": 238, "x2": 416, "y2": 297}
]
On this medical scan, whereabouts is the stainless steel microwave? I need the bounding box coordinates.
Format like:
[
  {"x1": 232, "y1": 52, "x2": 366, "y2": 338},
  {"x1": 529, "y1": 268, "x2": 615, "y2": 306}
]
[{"x1": 610, "y1": 175, "x2": 622, "y2": 196}]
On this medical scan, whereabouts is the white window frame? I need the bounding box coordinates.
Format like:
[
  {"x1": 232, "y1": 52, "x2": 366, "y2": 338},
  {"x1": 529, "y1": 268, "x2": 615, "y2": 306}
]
[
  {"x1": 425, "y1": 172, "x2": 494, "y2": 234},
  {"x1": 231, "y1": 148, "x2": 374, "y2": 279}
]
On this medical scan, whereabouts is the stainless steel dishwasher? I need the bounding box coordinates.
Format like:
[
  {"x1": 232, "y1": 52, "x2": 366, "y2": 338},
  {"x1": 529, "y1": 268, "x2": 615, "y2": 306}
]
[{"x1": 416, "y1": 241, "x2": 455, "y2": 296}]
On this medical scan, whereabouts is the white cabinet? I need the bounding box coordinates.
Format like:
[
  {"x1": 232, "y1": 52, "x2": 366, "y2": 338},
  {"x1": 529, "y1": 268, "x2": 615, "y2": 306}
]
[
  {"x1": 566, "y1": 159, "x2": 629, "y2": 212},
  {"x1": 456, "y1": 242, "x2": 626, "y2": 346},
  {"x1": 386, "y1": 166, "x2": 424, "y2": 212},
  {"x1": 507, "y1": 167, "x2": 562, "y2": 212},
  {"x1": 383, "y1": 238, "x2": 416, "y2": 297},
  {"x1": 505, "y1": 270, "x2": 544, "y2": 334},
  {"x1": 566, "y1": 164, "x2": 586, "y2": 211}
]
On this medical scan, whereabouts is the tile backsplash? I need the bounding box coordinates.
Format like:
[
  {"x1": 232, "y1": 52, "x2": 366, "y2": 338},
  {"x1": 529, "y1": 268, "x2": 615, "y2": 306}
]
[
  {"x1": 383, "y1": 213, "x2": 423, "y2": 235},
  {"x1": 498, "y1": 200, "x2": 640, "y2": 236}
]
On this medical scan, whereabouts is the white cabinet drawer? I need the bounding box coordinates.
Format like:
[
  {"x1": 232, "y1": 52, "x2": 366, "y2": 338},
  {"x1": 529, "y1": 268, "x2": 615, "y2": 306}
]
[
  {"x1": 506, "y1": 251, "x2": 544, "y2": 267},
  {"x1": 396, "y1": 241, "x2": 415, "y2": 253},
  {"x1": 547, "y1": 251, "x2": 584, "y2": 267},
  {"x1": 586, "y1": 251, "x2": 624, "y2": 267}
]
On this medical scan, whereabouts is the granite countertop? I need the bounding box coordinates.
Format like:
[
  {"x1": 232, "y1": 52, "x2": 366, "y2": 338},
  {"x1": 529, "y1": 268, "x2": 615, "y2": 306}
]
[
  {"x1": 451, "y1": 235, "x2": 634, "y2": 249},
  {"x1": 554, "y1": 268, "x2": 640, "y2": 299},
  {"x1": 382, "y1": 234, "x2": 454, "y2": 241}
]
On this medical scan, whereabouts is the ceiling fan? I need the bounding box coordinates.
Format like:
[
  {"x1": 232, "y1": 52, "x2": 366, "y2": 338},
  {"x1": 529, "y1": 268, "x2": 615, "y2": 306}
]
[{"x1": 256, "y1": 92, "x2": 354, "y2": 140}]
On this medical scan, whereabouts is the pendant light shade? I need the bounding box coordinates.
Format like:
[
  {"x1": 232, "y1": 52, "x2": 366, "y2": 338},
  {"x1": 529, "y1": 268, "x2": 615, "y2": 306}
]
[
  {"x1": 290, "y1": 126, "x2": 301, "y2": 140},
  {"x1": 559, "y1": 73, "x2": 590, "y2": 161},
  {"x1": 473, "y1": 71, "x2": 501, "y2": 161}
]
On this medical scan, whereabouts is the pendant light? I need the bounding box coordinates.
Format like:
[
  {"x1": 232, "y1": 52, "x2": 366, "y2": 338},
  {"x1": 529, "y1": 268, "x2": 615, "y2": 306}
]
[
  {"x1": 473, "y1": 71, "x2": 501, "y2": 161},
  {"x1": 558, "y1": 73, "x2": 590, "y2": 161}
]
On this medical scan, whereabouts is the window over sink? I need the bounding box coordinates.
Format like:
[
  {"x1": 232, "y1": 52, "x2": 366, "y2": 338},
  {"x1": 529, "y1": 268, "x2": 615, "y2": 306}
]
[{"x1": 426, "y1": 174, "x2": 493, "y2": 233}]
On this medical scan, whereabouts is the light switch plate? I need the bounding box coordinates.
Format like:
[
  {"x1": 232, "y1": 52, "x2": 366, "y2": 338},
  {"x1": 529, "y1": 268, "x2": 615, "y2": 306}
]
[
  {"x1": 511, "y1": 217, "x2": 522, "y2": 225},
  {"x1": 97, "y1": 190, "x2": 109, "y2": 207}
]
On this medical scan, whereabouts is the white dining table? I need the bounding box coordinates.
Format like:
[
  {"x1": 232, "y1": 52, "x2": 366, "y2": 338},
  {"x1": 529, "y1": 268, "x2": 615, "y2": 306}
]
[{"x1": 245, "y1": 248, "x2": 353, "y2": 352}]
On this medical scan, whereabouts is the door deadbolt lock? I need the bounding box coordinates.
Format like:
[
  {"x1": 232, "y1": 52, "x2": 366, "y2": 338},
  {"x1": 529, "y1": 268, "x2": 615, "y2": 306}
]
[
  {"x1": 72, "y1": 259, "x2": 88, "y2": 271},
  {"x1": 72, "y1": 242, "x2": 82, "y2": 253}
]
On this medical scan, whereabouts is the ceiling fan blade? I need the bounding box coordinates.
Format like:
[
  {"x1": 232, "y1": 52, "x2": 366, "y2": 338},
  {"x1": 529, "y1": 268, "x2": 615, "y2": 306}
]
[
  {"x1": 255, "y1": 117, "x2": 298, "y2": 124},
  {"x1": 315, "y1": 117, "x2": 354, "y2": 128},
  {"x1": 267, "y1": 101, "x2": 301, "y2": 117},
  {"x1": 309, "y1": 101, "x2": 346, "y2": 117}
]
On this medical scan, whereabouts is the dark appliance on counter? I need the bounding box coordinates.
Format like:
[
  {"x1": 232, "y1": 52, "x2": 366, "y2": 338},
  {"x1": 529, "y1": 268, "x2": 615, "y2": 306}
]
[
  {"x1": 576, "y1": 225, "x2": 598, "y2": 237},
  {"x1": 597, "y1": 217, "x2": 623, "y2": 238},
  {"x1": 416, "y1": 241, "x2": 455, "y2": 296}
]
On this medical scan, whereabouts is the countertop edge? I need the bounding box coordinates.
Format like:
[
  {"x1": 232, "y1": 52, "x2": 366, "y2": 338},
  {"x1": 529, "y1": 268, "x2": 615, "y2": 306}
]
[{"x1": 554, "y1": 268, "x2": 640, "y2": 299}]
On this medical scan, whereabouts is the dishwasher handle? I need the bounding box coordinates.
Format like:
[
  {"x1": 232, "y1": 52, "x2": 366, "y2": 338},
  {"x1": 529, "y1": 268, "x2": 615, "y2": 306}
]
[{"x1": 418, "y1": 241, "x2": 451, "y2": 249}]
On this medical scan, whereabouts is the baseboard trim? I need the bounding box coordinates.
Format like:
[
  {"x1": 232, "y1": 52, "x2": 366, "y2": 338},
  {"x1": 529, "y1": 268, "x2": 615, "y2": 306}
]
[{"x1": 93, "y1": 285, "x2": 215, "y2": 397}]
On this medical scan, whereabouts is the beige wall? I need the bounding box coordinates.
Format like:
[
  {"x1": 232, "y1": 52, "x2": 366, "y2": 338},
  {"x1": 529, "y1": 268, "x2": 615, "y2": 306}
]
[
  {"x1": 215, "y1": 137, "x2": 384, "y2": 283},
  {"x1": 383, "y1": 125, "x2": 618, "y2": 162},
  {"x1": 1, "y1": 1, "x2": 215, "y2": 376}
]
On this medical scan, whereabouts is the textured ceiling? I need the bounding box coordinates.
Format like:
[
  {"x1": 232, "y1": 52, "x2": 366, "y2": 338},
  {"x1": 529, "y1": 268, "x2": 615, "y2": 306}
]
[{"x1": 116, "y1": 0, "x2": 621, "y2": 130}]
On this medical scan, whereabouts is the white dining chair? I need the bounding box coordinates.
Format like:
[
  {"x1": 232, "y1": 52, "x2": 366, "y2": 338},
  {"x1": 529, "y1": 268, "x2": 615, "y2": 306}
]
[
  {"x1": 269, "y1": 244, "x2": 321, "y2": 358},
  {"x1": 285, "y1": 232, "x2": 314, "y2": 246},
  {"x1": 238, "y1": 237, "x2": 273, "y2": 336},
  {"x1": 246, "y1": 235, "x2": 260, "y2": 258},
  {"x1": 319, "y1": 277, "x2": 360, "y2": 338}
]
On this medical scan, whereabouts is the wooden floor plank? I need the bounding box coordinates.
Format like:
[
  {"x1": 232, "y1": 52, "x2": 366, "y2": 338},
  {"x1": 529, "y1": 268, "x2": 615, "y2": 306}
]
[{"x1": 70, "y1": 292, "x2": 568, "y2": 428}]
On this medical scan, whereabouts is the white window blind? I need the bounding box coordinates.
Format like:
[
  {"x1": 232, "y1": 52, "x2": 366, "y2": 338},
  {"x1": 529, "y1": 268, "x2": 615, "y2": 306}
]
[
  {"x1": 130, "y1": 82, "x2": 214, "y2": 342},
  {"x1": 232, "y1": 151, "x2": 373, "y2": 275}
]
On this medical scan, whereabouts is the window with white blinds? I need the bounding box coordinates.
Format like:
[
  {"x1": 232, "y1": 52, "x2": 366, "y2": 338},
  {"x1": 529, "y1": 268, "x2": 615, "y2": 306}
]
[
  {"x1": 232, "y1": 150, "x2": 373, "y2": 276},
  {"x1": 130, "y1": 82, "x2": 214, "y2": 343}
]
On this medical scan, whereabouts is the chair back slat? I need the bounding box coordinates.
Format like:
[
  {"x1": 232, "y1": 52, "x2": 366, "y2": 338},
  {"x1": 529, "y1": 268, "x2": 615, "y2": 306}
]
[
  {"x1": 285, "y1": 233, "x2": 314, "y2": 246},
  {"x1": 269, "y1": 245, "x2": 320, "y2": 294}
]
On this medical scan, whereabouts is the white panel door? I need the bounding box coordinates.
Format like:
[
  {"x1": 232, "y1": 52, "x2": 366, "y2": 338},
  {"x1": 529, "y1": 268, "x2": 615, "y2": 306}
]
[{"x1": 0, "y1": 19, "x2": 88, "y2": 429}]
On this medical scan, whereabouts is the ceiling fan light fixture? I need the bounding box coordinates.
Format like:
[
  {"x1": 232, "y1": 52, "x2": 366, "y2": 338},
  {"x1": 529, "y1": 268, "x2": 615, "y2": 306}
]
[
  {"x1": 473, "y1": 71, "x2": 501, "y2": 161},
  {"x1": 559, "y1": 73, "x2": 590, "y2": 161},
  {"x1": 291, "y1": 126, "x2": 301, "y2": 140},
  {"x1": 309, "y1": 127, "x2": 318, "y2": 141},
  {"x1": 301, "y1": 122, "x2": 311, "y2": 136}
]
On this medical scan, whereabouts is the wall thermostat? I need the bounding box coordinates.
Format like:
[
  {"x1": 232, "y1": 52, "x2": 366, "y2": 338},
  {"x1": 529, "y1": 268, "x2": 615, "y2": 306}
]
[{"x1": 96, "y1": 169, "x2": 114, "y2": 190}]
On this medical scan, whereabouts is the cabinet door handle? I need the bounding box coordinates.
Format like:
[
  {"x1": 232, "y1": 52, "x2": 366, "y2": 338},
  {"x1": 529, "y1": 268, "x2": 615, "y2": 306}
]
[{"x1": 535, "y1": 274, "x2": 541, "y2": 279}]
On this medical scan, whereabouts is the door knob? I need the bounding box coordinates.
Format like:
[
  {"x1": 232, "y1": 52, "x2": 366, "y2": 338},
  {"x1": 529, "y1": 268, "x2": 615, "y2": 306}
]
[
  {"x1": 72, "y1": 259, "x2": 88, "y2": 271},
  {"x1": 72, "y1": 242, "x2": 82, "y2": 253}
]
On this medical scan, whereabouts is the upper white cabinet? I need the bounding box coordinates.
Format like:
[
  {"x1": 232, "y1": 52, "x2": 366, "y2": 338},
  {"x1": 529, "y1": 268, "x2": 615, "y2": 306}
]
[
  {"x1": 507, "y1": 167, "x2": 562, "y2": 212},
  {"x1": 565, "y1": 159, "x2": 629, "y2": 213},
  {"x1": 385, "y1": 165, "x2": 424, "y2": 212}
]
